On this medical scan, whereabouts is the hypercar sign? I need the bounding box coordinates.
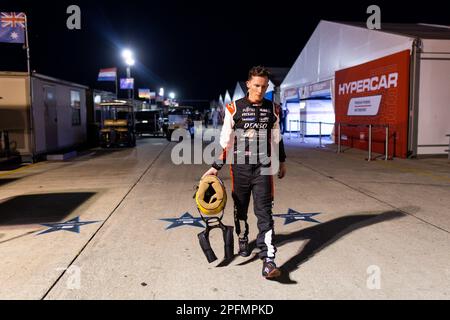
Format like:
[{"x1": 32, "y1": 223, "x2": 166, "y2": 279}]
[
  {"x1": 334, "y1": 50, "x2": 410, "y2": 158},
  {"x1": 338, "y1": 73, "x2": 398, "y2": 96}
]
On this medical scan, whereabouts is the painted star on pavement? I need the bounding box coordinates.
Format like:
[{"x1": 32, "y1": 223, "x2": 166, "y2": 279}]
[
  {"x1": 160, "y1": 212, "x2": 204, "y2": 230},
  {"x1": 273, "y1": 208, "x2": 322, "y2": 225},
  {"x1": 37, "y1": 216, "x2": 101, "y2": 235}
]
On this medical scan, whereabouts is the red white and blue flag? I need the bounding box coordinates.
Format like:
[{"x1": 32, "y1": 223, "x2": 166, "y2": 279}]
[
  {"x1": 97, "y1": 68, "x2": 117, "y2": 82},
  {"x1": 0, "y1": 12, "x2": 26, "y2": 44}
]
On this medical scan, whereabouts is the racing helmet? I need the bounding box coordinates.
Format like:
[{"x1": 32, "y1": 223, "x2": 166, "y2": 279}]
[{"x1": 195, "y1": 175, "x2": 227, "y2": 216}]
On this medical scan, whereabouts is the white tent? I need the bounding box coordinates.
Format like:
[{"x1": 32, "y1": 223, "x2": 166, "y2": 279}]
[
  {"x1": 232, "y1": 80, "x2": 275, "y2": 102},
  {"x1": 281, "y1": 21, "x2": 413, "y2": 92},
  {"x1": 218, "y1": 94, "x2": 224, "y2": 107},
  {"x1": 223, "y1": 90, "x2": 232, "y2": 106},
  {"x1": 264, "y1": 80, "x2": 275, "y2": 101},
  {"x1": 232, "y1": 82, "x2": 246, "y2": 101},
  {"x1": 281, "y1": 20, "x2": 450, "y2": 156}
]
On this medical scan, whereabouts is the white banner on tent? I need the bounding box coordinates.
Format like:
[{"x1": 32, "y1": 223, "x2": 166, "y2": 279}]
[
  {"x1": 347, "y1": 95, "x2": 382, "y2": 116},
  {"x1": 283, "y1": 87, "x2": 299, "y2": 100},
  {"x1": 308, "y1": 80, "x2": 332, "y2": 97}
]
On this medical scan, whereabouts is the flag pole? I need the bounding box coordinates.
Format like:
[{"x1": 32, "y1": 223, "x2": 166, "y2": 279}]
[
  {"x1": 24, "y1": 14, "x2": 31, "y2": 75},
  {"x1": 115, "y1": 71, "x2": 118, "y2": 99},
  {"x1": 24, "y1": 13, "x2": 36, "y2": 161}
]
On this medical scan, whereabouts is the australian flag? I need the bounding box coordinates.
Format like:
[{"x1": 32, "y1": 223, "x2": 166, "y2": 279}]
[{"x1": 0, "y1": 12, "x2": 26, "y2": 44}]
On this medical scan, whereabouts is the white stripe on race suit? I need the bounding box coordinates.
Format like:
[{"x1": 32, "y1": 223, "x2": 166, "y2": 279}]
[
  {"x1": 264, "y1": 229, "x2": 275, "y2": 258},
  {"x1": 239, "y1": 220, "x2": 246, "y2": 238}
]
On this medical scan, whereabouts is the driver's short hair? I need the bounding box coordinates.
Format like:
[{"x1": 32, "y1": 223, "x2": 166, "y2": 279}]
[{"x1": 248, "y1": 66, "x2": 270, "y2": 80}]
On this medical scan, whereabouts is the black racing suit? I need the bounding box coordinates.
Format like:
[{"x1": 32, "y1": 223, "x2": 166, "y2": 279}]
[{"x1": 212, "y1": 97, "x2": 286, "y2": 259}]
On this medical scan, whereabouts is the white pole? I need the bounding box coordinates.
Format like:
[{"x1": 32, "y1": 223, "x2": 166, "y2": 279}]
[
  {"x1": 115, "y1": 72, "x2": 118, "y2": 99},
  {"x1": 126, "y1": 67, "x2": 131, "y2": 100},
  {"x1": 368, "y1": 124, "x2": 372, "y2": 161},
  {"x1": 385, "y1": 125, "x2": 389, "y2": 161},
  {"x1": 289, "y1": 120, "x2": 292, "y2": 140},
  {"x1": 337, "y1": 123, "x2": 341, "y2": 153},
  {"x1": 319, "y1": 122, "x2": 322, "y2": 147},
  {"x1": 24, "y1": 14, "x2": 36, "y2": 161},
  {"x1": 24, "y1": 15, "x2": 31, "y2": 74},
  {"x1": 301, "y1": 121, "x2": 305, "y2": 143}
]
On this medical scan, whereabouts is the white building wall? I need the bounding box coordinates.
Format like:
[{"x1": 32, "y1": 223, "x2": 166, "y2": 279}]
[
  {"x1": 0, "y1": 73, "x2": 31, "y2": 154},
  {"x1": 31, "y1": 78, "x2": 47, "y2": 154},
  {"x1": 304, "y1": 100, "x2": 335, "y2": 135},
  {"x1": 285, "y1": 101, "x2": 302, "y2": 132},
  {"x1": 417, "y1": 39, "x2": 450, "y2": 154},
  {"x1": 31, "y1": 77, "x2": 87, "y2": 154},
  {"x1": 56, "y1": 86, "x2": 87, "y2": 149}
]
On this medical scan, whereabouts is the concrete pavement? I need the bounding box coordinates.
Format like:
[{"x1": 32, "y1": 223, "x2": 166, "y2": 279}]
[{"x1": 0, "y1": 135, "x2": 449, "y2": 299}]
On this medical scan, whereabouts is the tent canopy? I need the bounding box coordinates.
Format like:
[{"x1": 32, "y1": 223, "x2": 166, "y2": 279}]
[{"x1": 281, "y1": 20, "x2": 416, "y2": 92}]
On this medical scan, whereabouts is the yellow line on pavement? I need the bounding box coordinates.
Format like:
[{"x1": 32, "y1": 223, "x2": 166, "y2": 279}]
[{"x1": 0, "y1": 162, "x2": 42, "y2": 178}]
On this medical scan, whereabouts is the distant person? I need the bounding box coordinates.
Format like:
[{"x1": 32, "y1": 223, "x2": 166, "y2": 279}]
[
  {"x1": 282, "y1": 106, "x2": 289, "y2": 134},
  {"x1": 194, "y1": 110, "x2": 201, "y2": 121},
  {"x1": 277, "y1": 103, "x2": 285, "y2": 134},
  {"x1": 218, "y1": 107, "x2": 225, "y2": 125},
  {"x1": 211, "y1": 108, "x2": 219, "y2": 129},
  {"x1": 204, "y1": 110, "x2": 210, "y2": 128}
]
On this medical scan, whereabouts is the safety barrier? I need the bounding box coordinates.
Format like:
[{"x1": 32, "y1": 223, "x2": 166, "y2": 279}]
[
  {"x1": 288, "y1": 119, "x2": 301, "y2": 139},
  {"x1": 337, "y1": 123, "x2": 391, "y2": 161},
  {"x1": 288, "y1": 120, "x2": 334, "y2": 148},
  {"x1": 287, "y1": 121, "x2": 392, "y2": 161},
  {"x1": 288, "y1": 120, "x2": 335, "y2": 148}
]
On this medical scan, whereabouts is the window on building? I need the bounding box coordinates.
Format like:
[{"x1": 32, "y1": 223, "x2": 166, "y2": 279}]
[{"x1": 71, "y1": 90, "x2": 81, "y2": 126}]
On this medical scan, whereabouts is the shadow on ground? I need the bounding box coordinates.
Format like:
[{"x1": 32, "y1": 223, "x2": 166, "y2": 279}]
[
  {"x1": 0, "y1": 192, "x2": 96, "y2": 226},
  {"x1": 0, "y1": 178, "x2": 19, "y2": 187},
  {"x1": 0, "y1": 163, "x2": 24, "y2": 171},
  {"x1": 217, "y1": 210, "x2": 404, "y2": 284}
]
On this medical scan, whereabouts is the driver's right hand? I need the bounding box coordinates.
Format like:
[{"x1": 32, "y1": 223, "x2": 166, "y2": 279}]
[{"x1": 201, "y1": 167, "x2": 218, "y2": 179}]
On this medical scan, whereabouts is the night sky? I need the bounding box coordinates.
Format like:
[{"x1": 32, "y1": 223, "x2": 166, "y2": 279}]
[{"x1": 1, "y1": 0, "x2": 448, "y2": 103}]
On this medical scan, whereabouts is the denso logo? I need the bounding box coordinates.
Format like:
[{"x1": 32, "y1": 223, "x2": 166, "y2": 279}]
[
  {"x1": 338, "y1": 72, "x2": 398, "y2": 96},
  {"x1": 244, "y1": 123, "x2": 268, "y2": 129}
]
